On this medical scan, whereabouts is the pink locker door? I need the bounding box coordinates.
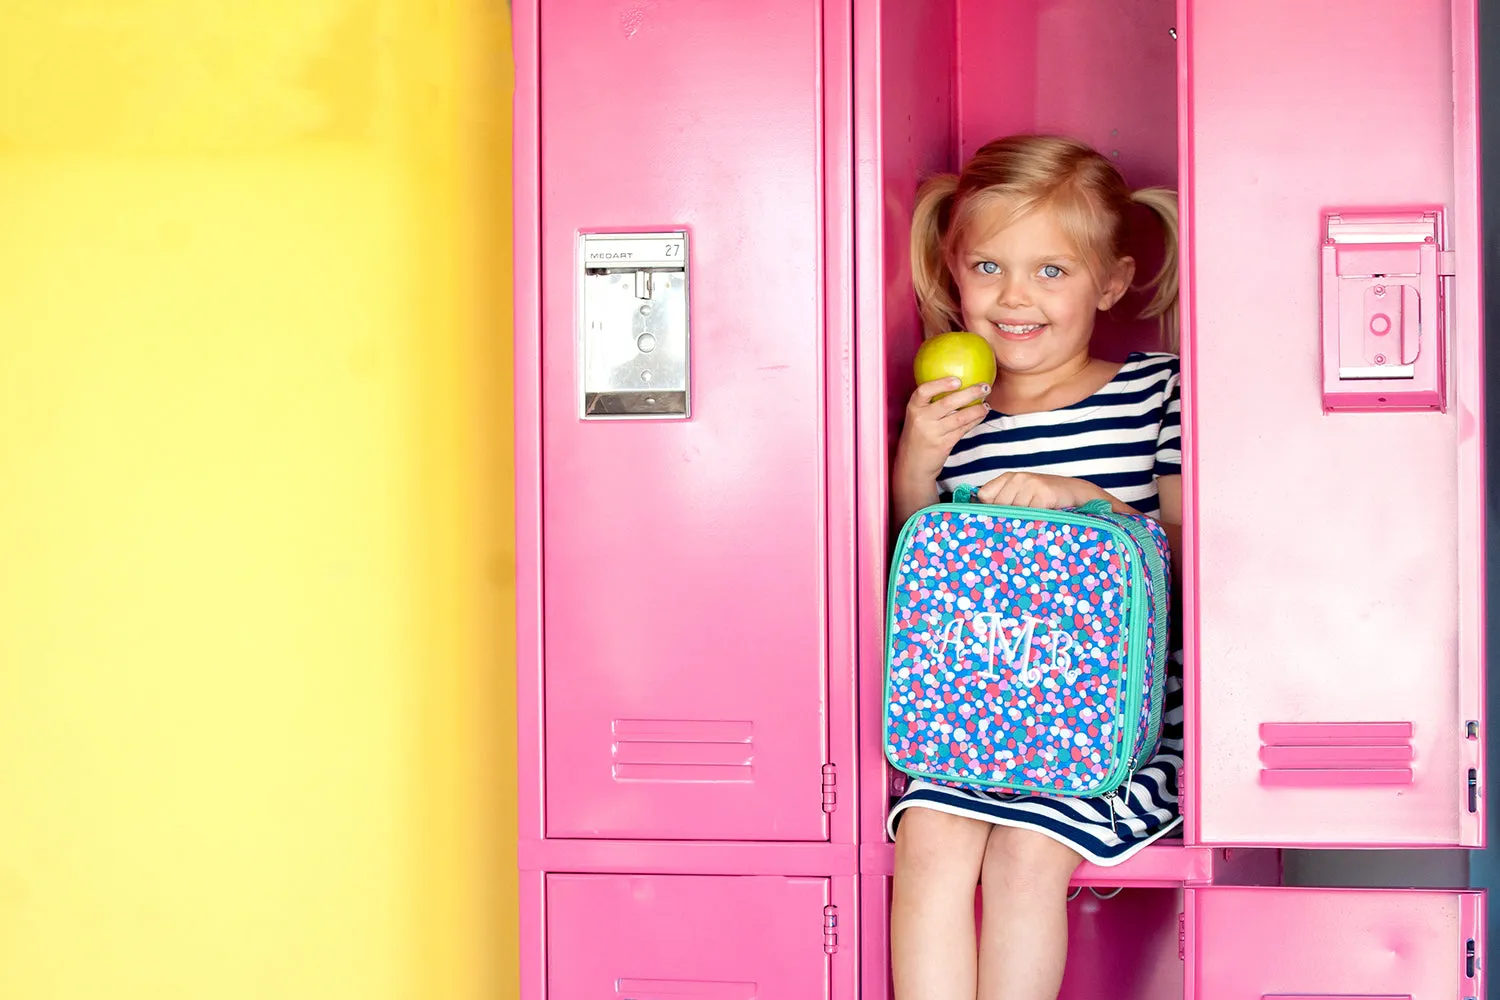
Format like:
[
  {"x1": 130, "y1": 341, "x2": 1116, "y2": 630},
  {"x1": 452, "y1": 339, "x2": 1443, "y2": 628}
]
[
  {"x1": 1185, "y1": 0, "x2": 1485, "y2": 845},
  {"x1": 538, "y1": 0, "x2": 846, "y2": 840},
  {"x1": 546, "y1": 874, "x2": 831, "y2": 999},
  {"x1": 1187, "y1": 887, "x2": 1484, "y2": 1000}
]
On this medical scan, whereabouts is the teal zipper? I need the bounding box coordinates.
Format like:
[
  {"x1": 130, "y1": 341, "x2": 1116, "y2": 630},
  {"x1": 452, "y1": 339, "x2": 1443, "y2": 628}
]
[
  {"x1": 1093, "y1": 510, "x2": 1170, "y2": 760},
  {"x1": 884, "y1": 495, "x2": 1162, "y2": 797}
]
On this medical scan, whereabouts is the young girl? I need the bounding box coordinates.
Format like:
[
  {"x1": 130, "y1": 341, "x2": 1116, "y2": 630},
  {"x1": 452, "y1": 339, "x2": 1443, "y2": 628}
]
[{"x1": 888, "y1": 135, "x2": 1183, "y2": 1000}]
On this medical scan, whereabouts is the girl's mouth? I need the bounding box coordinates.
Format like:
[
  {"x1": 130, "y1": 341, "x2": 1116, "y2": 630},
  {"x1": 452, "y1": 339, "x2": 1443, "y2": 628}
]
[{"x1": 993, "y1": 321, "x2": 1046, "y2": 341}]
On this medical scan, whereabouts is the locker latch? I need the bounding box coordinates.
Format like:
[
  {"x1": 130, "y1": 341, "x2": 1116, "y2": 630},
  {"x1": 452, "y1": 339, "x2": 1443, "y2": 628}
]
[
  {"x1": 821, "y1": 763, "x2": 837, "y2": 813},
  {"x1": 823, "y1": 904, "x2": 839, "y2": 954},
  {"x1": 1320, "y1": 209, "x2": 1450, "y2": 413},
  {"x1": 579, "y1": 231, "x2": 691, "y2": 418}
]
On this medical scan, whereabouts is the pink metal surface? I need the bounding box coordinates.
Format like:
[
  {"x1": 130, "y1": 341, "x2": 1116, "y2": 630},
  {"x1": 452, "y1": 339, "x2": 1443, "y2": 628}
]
[
  {"x1": 821, "y1": 0, "x2": 860, "y2": 855},
  {"x1": 519, "y1": 838, "x2": 856, "y2": 877},
  {"x1": 1447, "y1": 0, "x2": 1487, "y2": 852},
  {"x1": 1184, "y1": 0, "x2": 1485, "y2": 847},
  {"x1": 859, "y1": 876, "x2": 888, "y2": 1000},
  {"x1": 545, "y1": 874, "x2": 838, "y2": 999},
  {"x1": 1185, "y1": 888, "x2": 1484, "y2": 1000},
  {"x1": 513, "y1": 0, "x2": 544, "y2": 852},
  {"x1": 531, "y1": 0, "x2": 854, "y2": 842},
  {"x1": 1258, "y1": 721, "x2": 1416, "y2": 786},
  {"x1": 1174, "y1": 0, "x2": 1201, "y2": 840},
  {"x1": 852, "y1": 0, "x2": 958, "y2": 852},
  {"x1": 518, "y1": 0, "x2": 1488, "y2": 992},
  {"x1": 513, "y1": 1, "x2": 545, "y2": 990},
  {"x1": 1060, "y1": 888, "x2": 1185, "y2": 1000}
]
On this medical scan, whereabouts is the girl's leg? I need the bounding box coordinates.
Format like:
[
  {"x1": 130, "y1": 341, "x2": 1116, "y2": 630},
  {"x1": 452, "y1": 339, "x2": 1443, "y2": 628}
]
[
  {"x1": 891, "y1": 807, "x2": 991, "y2": 1000},
  {"x1": 976, "y1": 827, "x2": 1085, "y2": 1000}
]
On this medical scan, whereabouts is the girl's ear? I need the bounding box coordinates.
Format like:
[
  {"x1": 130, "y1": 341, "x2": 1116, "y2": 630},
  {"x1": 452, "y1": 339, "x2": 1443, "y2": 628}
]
[{"x1": 1098, "y1": 256, "x2": 1137, "y2": 311}]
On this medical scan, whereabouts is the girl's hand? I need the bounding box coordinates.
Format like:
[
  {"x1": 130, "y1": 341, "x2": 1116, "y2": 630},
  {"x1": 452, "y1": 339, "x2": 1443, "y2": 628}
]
[
  {"x1": 975, "y1": 472, "x2": 1108, "y2": 510},
  {"x1": 893, "y1": 377, "x2": 991, "y2": 481}
]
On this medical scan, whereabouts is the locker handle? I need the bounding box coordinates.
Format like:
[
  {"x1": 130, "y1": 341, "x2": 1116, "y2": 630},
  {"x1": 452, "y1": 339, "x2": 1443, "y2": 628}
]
[{"x1": 1319, "y1": 209, "x2": 1446, "y2": 413}]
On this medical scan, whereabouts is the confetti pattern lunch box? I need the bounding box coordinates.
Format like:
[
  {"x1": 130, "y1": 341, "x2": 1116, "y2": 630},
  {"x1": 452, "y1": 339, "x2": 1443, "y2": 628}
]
[{"x1": 882, "y1": 485, "x2": 1172, "y2": 799}]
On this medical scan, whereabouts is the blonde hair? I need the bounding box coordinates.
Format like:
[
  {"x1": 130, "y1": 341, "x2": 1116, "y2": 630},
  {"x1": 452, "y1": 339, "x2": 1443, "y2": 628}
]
[{"x1": 910, "y1": 134, "x2": 1180, "y2": 349}]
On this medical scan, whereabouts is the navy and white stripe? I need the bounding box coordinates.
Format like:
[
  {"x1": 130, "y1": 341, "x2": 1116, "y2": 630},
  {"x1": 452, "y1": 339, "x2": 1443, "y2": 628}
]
[
  {"x1": 941, "y1": 351, "x2": 1181, "y2": 516},
  {"x1": 888, "y1": 351, "x2": 1184, "y2": 866}
]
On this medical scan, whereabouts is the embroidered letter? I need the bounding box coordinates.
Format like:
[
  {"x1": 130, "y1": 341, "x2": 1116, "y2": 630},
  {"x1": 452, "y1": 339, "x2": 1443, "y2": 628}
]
[
  {"x1": 1048, "y1": 629, "x2": 1082, "y2": 684},
  {"x1": 932, "y1": 617, "x2": 967, "y2": 665},
  {"x1": 995, "y1": 616, "x2": 1046, "y2": 685},
  {"x1": 970, "y1": 611, "x2": 1004, "y2": 679}
]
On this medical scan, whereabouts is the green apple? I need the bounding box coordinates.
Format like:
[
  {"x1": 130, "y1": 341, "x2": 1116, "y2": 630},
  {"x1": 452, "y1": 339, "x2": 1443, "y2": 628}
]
[{"x1": 913, "y1": 331, "x2": 997, "y2": 406}]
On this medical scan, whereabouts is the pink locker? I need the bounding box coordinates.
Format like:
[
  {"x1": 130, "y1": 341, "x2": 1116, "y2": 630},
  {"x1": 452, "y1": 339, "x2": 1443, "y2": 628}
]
[
  {"x1": 517, "y1": 0, "x2": 1486, "y2": 998},
  {"x1": 514, "y1": 0, "x2": 859, "y2": 997}
]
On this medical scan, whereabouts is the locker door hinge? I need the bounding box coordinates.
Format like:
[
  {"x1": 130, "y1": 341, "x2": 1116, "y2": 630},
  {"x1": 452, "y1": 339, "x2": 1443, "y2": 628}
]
[
  {"x1": 1177, "y1": 912, "x2": 1185, "y2": 960},
  {"x1": 823, "y1": 904, "x2": 839, "y2": 954},
  {"x1": 821, "y1": 763, "x2": 837, "y2": 813}
]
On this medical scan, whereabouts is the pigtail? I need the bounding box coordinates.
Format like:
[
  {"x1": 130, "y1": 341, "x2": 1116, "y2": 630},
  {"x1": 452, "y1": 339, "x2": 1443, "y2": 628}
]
[
  {"x1": 909, "y1": 174, "x2": 964, "y2": 338},
  {"x1": 1130, "y1": 186, "x2": 1180, "y2": 351}
]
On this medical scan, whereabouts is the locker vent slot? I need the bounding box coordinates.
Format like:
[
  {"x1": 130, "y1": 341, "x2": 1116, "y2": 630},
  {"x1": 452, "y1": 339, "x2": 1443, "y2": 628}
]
[
  {"x1": 611, "y1": 719, "x2": 755, "y2": 782},
  {"x1": 616, "y1": 979, "x2": 757, "y2": 1000},
  {"x1": 1257, "y1": 721, "x2": 1414, "y2": 787}
]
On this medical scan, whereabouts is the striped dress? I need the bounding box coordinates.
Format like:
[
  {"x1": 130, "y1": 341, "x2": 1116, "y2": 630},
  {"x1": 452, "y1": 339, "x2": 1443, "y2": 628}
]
[{"x1": 887, "y1": 351, "x2": 1184, "y2": 865}]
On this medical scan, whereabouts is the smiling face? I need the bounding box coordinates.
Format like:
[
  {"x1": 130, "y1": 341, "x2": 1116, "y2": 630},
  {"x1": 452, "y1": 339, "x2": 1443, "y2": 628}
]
[{"x1": 952, "y1": 199, "x2": 1134, "y2": 378}]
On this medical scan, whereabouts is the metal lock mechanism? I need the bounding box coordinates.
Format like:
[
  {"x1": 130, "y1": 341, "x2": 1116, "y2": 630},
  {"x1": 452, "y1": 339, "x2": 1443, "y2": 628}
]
[
  {"x1": 578, "y1": 231, "x2": 690, "y2": 419},
  {"x1": 1320, "y1": 209, "x2": 1453, "y2": 413}
]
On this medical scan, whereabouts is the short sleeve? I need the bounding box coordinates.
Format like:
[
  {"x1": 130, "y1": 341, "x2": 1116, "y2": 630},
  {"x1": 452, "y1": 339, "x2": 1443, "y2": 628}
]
[{"x1": 1153, "y1": 364, "x2": 1182, "y2": 478}]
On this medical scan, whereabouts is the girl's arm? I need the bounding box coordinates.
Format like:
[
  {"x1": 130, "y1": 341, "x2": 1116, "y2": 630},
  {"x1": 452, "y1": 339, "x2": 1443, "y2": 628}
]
[
  {"x1": 890, "y1": 378, "x2": 991, "y2": 526},
  {"x1": 890, "y1": 464, "x2": 941, "y2": 526}
]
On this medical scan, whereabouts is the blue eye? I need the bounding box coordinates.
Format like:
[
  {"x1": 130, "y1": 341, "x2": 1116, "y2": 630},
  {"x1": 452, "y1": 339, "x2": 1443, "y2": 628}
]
[
  {"x1": 1039, "y1": 264, "x2": 1064, "y2": 279},
  {"x1": 976, "y1": 261, "x2": 1000, "y2": 275}
]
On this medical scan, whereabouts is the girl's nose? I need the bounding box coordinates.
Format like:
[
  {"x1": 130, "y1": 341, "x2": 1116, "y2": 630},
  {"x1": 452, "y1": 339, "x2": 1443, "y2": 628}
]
[{"x1": 997, "y1": 274, "x2": 1030, "y2": 308}]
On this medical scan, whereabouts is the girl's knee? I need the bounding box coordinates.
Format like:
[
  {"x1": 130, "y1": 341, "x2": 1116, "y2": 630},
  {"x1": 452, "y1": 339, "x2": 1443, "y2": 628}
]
[
  {"x1": 980, "y1": 827, "x2": 1084, "y2": 895},
  {"x1": 894, "y1": 808, "x2": 990, "y2": 885}
]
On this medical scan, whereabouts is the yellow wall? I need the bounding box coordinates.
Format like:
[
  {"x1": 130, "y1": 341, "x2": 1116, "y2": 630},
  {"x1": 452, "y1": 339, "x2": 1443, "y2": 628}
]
[{"x1": 0, "y1": 3, "x2": 516, "y2": 998}]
